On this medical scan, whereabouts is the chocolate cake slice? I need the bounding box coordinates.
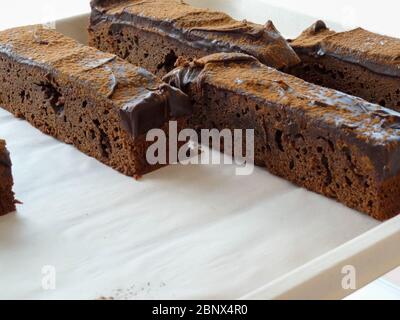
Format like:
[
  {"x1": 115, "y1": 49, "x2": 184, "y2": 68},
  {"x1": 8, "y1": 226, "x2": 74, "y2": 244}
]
[
  {"x1": 0, "y1": 139, "x2": 16, "y2": 216},
  {"x1": 164, "y1": 52, "x2": 400, "y2": 220},
  {"x1": 0, "y1": 26, "x2": 192, "y2": 178},
  {"x1": 89, "y1": 0, "x2": 300, "y2": 77},
  {"x1": 289, "y1": 21, "x2": 400, "y2": 111}
]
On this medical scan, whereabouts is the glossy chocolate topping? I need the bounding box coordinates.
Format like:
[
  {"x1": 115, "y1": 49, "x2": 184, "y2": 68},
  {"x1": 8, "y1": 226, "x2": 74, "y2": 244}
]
[
  {"x1": 0, "y1": 140, "x2": 12, "y2": 168},
  {"x1": 119, "y1": 83, "x2": 193, "y2": 137},
  {"x1": 164, "y1": 52, "x2": 400, "y2": 180},
  {"x1": 90, "y1": 0, "x2": 300, "y2": 70},
  {"x1": 291, "y1": 21, "x2": 400, "y2": 77},
  {"x1": 0, "y1": 26, "x2": 192, "y2": 138}
]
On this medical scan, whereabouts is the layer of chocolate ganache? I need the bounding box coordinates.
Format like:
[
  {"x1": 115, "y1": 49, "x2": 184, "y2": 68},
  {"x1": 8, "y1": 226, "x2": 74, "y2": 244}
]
[
  {"x1": 90, "y1": 0, "x2": 300, "y2": 70},
  {"x1": 290, "y1": 20, "x2": 400, "y2": 78},
  {"x1": 0, "y1": 25, "x2": 192, "y2": 138},
  {"x1": 164, "y1": 52, "x2": 400, "y2": 181},
  {"x1": 119, "y1": 83, "x2": 193, "y2": 137}
]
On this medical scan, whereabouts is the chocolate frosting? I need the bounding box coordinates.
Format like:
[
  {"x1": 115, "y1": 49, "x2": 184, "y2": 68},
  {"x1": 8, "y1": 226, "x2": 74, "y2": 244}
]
[
  {"x1": 0, "y1": 25, "x2": 192, "y2": 138},
  {"x1": 119, "y1": 84, "x2": 193, "y2": 137},
  {"x1": 90, "y1": 0, "x2": 300, "y2": 70},
  {"x1": 291, "y1": 21, "x2": 400, "y2": 78},
  {"x1": 164, "y1": 52, "x2": 400, "y2": 180}
]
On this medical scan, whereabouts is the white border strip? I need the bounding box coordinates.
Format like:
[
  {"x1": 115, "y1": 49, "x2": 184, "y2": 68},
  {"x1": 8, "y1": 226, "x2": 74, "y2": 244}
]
[{"x1": 241, "y1": 215, "x2": 400, "y2": 300}]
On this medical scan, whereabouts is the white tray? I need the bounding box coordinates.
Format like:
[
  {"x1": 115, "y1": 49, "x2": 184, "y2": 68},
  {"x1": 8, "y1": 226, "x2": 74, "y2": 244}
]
[{"x1": 0, "y1": 0, "x2": 399, "y2": 300}]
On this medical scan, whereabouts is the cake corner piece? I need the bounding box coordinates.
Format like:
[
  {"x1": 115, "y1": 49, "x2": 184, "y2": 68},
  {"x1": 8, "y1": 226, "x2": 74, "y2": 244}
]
[{"x1": 0, "y1": 139, "x2": 16, "y2": 216}]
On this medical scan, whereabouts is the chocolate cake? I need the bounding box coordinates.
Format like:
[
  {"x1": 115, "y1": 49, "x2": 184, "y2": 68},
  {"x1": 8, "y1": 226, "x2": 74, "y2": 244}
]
[
  {"x1": 289, "y1": 21, "x2": 400, "y2": 111},
  {"x1": 88, "y1": 0, "x2": 300, "y2": 77},
  {"x1": 164, "y1": 52, "x2": 400, "y2": 220},
  {"x1": 0, "y1": 26, "x2": 192, "y2": 178},
  {"x1": 0, "y1": 139, "x2": 16, "y2": 216}
]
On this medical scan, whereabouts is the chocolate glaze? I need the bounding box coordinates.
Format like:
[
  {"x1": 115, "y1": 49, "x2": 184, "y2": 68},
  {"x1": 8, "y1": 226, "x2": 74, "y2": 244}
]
[
  {"x1": 119, "y1": 84, "x2": 192, "y2": 137},
  {"x1": 0, "y1": 25, "x2": 192, "y2": 138},
  {"x1": 291, "y1": 21, "x2": 400, "y2": 78},
  {"x1": 90, "y1": 0, "x2": 300, "y2": 70},
  {"x1": 310, "y1": 20, "x2": 328, "y2": 34},
  {"x1": 164, "y1": 52, "x2": 400, "y2": 180}
]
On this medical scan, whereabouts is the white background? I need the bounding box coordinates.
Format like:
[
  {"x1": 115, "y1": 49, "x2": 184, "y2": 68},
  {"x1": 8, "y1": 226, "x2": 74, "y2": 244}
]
[
  {"x1": 0, "y1": 0, "x2": 399, "y2": 300},
  {"x1": 257, "y1": 0, "x2": 400, "y2": 36},
  {"x1": 0, "y1": 0, "x2": 399, "y2": 37}
]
